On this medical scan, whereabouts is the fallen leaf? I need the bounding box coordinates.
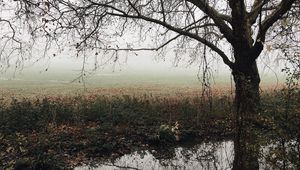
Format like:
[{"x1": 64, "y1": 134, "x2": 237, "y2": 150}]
[{"x1": 6, "y1": 147, "x2": 14, "y2": 153}]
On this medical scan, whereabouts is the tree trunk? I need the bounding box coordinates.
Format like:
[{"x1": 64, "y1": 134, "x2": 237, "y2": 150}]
[{"x1": 232, "y1": 60, "x2": 261, "y2": 170}]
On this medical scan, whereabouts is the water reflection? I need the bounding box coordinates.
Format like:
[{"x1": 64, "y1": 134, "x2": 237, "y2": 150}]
[
  {"x1": 76, "y1": 112, "x2": 300, "y2": 170},
  {"x1": 76, "y1": 141, "x2": 234, "y2": 170},
  {"x1": 76, "y1": 137, "x2": 300, "y2": 170}
]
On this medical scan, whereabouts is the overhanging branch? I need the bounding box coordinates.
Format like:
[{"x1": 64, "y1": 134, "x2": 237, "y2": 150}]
[
  {"x1": 187, "y1": 0, "x2": 234, "y2": 44},
  {"x1": 107, "y1": 12, "x2": 234, "y2": 69},
  {"x1": 259, "y1": 0, "x2": 296, "y2": 41}
]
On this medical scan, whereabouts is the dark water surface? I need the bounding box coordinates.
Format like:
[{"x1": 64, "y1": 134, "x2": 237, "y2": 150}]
[
  {"x1": 75, "y1": 139, "x2": 299, "y2": 170},
  {"x1": 75, "y1": 141, "x2": 233, "y2": 170}
]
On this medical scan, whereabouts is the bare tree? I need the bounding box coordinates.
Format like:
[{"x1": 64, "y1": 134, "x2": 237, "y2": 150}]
[
  {"x1": 1, "y1": 0, "x2": 298, "y2": 113},
  {"x1": 0, "y1": 0, "x2": 299, "y2": 169}
]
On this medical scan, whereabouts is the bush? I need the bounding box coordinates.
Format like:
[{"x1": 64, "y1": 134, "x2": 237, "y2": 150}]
[{"x1": 2, "y1": 99, "x2": 51, "y2": 132}]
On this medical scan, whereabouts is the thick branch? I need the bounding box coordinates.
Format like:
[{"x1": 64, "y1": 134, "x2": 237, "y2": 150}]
[
  {"x1": 107, "y1": 12, "x2": 234, "y2": 69},
  {"x1": 259, "y1": 0, "x2": 296, "y2": 41},
  {"x1": 187, "y1": 0, "x2": 234, "y2": 44},
  {"x1": 248, "y1": 0, "x2": 267, "y2": 25}
]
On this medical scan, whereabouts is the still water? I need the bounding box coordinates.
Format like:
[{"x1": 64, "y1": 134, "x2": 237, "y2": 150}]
[
  {"x1": 76, "y1": 141, "x2": 233, "y2": 170},
  {"x1": 75, "y1": 139, "x2": 299, "y2": 170}
]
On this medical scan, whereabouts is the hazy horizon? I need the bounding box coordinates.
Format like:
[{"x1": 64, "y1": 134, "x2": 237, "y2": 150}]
[{"x1": 0, "y1": 50, "x2": 286, "y2": 91}]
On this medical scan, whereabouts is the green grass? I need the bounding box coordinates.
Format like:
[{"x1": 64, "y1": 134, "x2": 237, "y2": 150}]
[{"x1": 1, "y1": 68, "x2": 285, "y2": 89}]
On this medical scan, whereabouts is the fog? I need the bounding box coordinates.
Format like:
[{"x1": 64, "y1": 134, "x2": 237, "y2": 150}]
[{"x1": 0, "y1": 49, "x2": 286, "y2": 89}]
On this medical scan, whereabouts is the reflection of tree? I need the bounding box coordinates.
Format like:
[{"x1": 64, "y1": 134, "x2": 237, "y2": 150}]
[
  {"x1": 152, "y1": 141, "x2": 233, "y2": 169},
  {"x1": 99, "y1": 163, "x2": 140, "y2": 170},
  {"x1": 232, "y1": 92, "x2": 299, "y2": 170},
  {"x1": 92, "y1": 132, "x2": 300, "y2": 169},
  {"x1": 261, "y1": 140, "x2": 300, "y2": 169},
  {"x1": 233, "y1": 121, "x2": 260, "y2": 170},
  {"x1": 94, "y1": 141, "x2": 234, "y2": 170}
]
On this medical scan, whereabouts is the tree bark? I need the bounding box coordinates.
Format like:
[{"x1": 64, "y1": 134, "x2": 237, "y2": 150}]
[{"x1": 232, "y1": 60, "x2": 261, "y2": 170}]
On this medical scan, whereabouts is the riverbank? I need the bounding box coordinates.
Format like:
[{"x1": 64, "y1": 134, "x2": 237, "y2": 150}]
[{"x1": 0, "y1": 88, "x2": 299, "y2": 169}]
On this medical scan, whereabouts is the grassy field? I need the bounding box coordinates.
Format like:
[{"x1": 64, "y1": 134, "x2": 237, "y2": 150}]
[{"x1": 0, "y1": 72, "x2": 284, "y2": 102}]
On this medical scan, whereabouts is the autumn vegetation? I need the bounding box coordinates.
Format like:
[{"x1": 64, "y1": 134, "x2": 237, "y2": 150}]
[{"x1": 0, "y1": 87, "x2": 299, "y2": 169}]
